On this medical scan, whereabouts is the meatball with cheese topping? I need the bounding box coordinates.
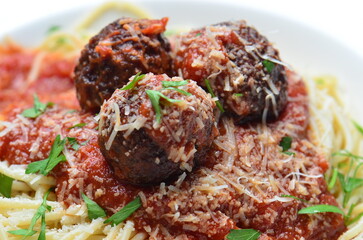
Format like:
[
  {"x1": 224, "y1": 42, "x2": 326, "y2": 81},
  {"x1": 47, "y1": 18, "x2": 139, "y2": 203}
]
[
  {"x1": 174, "y1": 20, "x2": 288, "y2": 124},
  {"x1": 74, "y1": 17, "x2": 174, "y2": 113},
  {"x1": 98, "y1": 73, "x2": 217, "y2": 185}
]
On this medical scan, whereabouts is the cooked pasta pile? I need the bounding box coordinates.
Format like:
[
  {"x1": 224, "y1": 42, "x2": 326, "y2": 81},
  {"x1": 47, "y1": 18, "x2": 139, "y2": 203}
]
[
  {"x1": 307, "y1": 76, "x2": 363, "y2": 240},
  {"x1": 1, "y1": 2, "x2": 363, "y2": 240}
]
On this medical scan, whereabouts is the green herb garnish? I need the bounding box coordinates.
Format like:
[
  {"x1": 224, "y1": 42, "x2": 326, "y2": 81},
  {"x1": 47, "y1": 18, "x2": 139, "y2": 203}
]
[
  {"x1": 333, "y1": 150, "x2": 363, "y2": 160},
  {"x1": 163, "y1": 87, "x2": 191, "y2": 96},
  {"x1": 162, "y1": 80, "x2": 191, "y2": 96},
  {"x1": 204, "y1": 79, "x2": 224, "y2": 112},
  {"x1": 279, "y1": 136, "x2": 292, "y2": 152},
  {"x1": 65, "y1": 110, "x2": 77, "y2": 114},
  {"x1": 195, "y1": 33, "x2": 202, "y2": 37},
  {"x1": 298, "y1": 204, "x2": 344, "y2": 215},
  {"x1": 280, "y1": 194, "x2": 308, "y2": 202},
  {"x1": 146, "y1": 89, "x2": 182, "y2": 124},
  {"x1": 0, "y1": 173, "x2": 14, "y2": 198},
  {"x1": 338, "y1": 172, "x2": 363, "y2": 207},
  {"x1": 262, "y1": 59, "x2": 275, "y2": 73},
  {"x1": 47, "y1": 25, "x2": 61, "y2": 34},
  {"x1": 353, "y1": 120, "x2": 363, "y2": 136},
  {"x1": 68, "y1": 123, "x2": 86, "y2": 129},
  {"x1": 8, "y1": 188, "x2": 52, "y2": 238},
  {"x1": 22, "y1": 94, "x2": 53, "y2": 118},
  {"x1": 66, "y1": 137, "x2": 80, "y2": 151},
  {"x1": 121, "y1": 72, "x2": 145, "y2": 90},
  {"x1": 233, "y1": 93, "x2": 244, "y2": 97},
  {"x1": 82, "y1": 193, "x2": 107, "y2": 220},
  {"x1": 104, "y1": 196, "x2": 141, "y2": 226},
  {"x1": 226, "y1": 229, "x2": 261, "y2": 240},
  {"x1": 162, "y1": 80, "x2": 189, "y2": 88},
  {"x1": 328, "y1": 167, "x2": 339, "y2": 191},
  {"x1": 25, "y1": 135, "x2": 66, "y2": 175},
  {"x1": 282, "y1": 151, "x2": 295, "y2": 156}
]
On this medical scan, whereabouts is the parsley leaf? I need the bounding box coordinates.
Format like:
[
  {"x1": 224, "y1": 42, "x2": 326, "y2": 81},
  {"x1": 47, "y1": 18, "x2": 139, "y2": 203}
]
[
  {"x1": 68, "y1": 122, "x2": 86, "y2": 129},
  {"x1": 161, "y1": 80, "x2": 189, "y2": 88},
  {"x1": 146, "y1": 90, "x2": 182, "y2": 124},
  {"x1": 25, "y1": 135, "x2": 66, "y2": 175},
  {"x1": 8, "y1": 189, "x2": 52, "y2": 238},
  {"x1": 328, "y1": 167, "x2": 339, "y2": 191},
  {"x1": 353, "y1": 120, "x2": 363, "y2": 136},
  {"x1": 163, "y1": 87, "x2": 191, "y2": 96},
  {"x1": 262, "y1": 59, "x2": 275, "y2": 73},
  {"x1": 338, "y1": 172, "x2": 363, "y2": 207},
  {"x1": 22, "y1": 94, "x2": 53, "y2": 118},
  {"x1": 298, "y1": 204, "x2": 344, "y2": 215},
  {"x1": 47, "y1": 25, "x2": 61, "y2": 34},
  {"x1": 82, "y1": 193, "x2": 107, "y2": 220},
  {"x1": 233, "y1": 93, "x2": 244, "y2": 97},
  {"x1": 282, "y1": 151, "x2": 295, "y2": 156},
  {"x1": 226, "y1": 229, "x2": 261, "y2": 240},
  {"x1": 104, "y1": 197, "x2": 141, "y2": 226},
  {"x1": 204, "y1": 79, "x2": 224, "y2": 112},
  {"x1": 121, "y1": 72, "x2": 145, "y2": 90},
  {"x1": 279, "y1": 136, "x2": 292, "y2": 152},
  {"x1": 332, "y1": 150, "x2": 363, "y2": 160},
  {"x1": 67, "y1": 137, "x2": 80, "y2": 151},
  {"x1": 0, "y1": 173, "x2": 14, "y2": 198}
]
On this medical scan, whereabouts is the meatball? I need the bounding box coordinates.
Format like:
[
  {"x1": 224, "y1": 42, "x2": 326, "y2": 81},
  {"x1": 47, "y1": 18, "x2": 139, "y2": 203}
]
[
  {"x1": 174, "y1": 20, "x2": 288, "y2": 124},
  {"x1": 74, "y1": 17, "x2": 174, "y2": 113},
  {"x1": 98, "y1": 73, "x2": 217, "y2": 185}
]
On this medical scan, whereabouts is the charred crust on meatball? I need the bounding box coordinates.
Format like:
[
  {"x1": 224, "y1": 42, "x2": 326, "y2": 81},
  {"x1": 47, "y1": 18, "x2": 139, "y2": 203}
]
[
  {"x1": 98, "y1": 73, "x2": 217, "y2": 185},
  {"x1": 174, "y1": 20, "x2": 288, "y2": 124},
  {"x1": 74, "y1": 17, "x2": 174, "y2": 113}
]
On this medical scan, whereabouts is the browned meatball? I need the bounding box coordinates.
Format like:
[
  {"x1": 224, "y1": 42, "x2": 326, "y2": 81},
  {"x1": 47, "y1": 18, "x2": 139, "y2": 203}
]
[
  {"x1": 98, "y1": 73, "x2": 217, "y2": 185},
  {"x1": 74, "y1": 17, "x2": 174, "y2": 113},
  {"x1": 174, "y1": 20, "x2": 288, "y2": 124}
]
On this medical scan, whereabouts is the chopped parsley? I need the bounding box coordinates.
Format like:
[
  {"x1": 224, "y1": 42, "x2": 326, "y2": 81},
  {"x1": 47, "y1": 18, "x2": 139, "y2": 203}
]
[
  {"x1": 121, "y1": 72, "x2": 145, "y2": 90},
  {"x1": 146, "y1": 89, "x2": 182, "y2": 124},
  {"x1": 328, "y1": 167, "x2": 339, "y2": 191},
  {"x1": 204, "y1": 79, "x2": 224, "y2": 112},
  {"x1": 279, "y1": 136, "x2": 292, "y2": 152},
  {"x1": 104, "y1": 196, "x2": 141, "y2": 226},
  {"x1": 68, "y1": 122, "x2": 86, "y2": 129},
  {"x1": 262, "y1": 59, "x2": 275, "y2": 73},
  {"x1": 226, "y1": 229, "x2": 261, "y2": 240},
  {"x1": 25, "y1": 135, "x2": 66, "y2": 175},
  {"x1": 162, "y1": 80, "x2": 191, "y2": 96},
  {"x1": 331, "y1": 150, "x2": 363, "y2": 208},
  {"x1": 66, "y1": 137, "x2": 80, "y2": 151},
  {"x1": 21, "y1": 94, "x2": 53, "y2": 118},
  {"x1": 298, "y1": 204, "x2": 344, "y2": 215},
  {"x1": 0, "y1": 173, "x2": 14, "y2": 198},
  {"x1": 163, "y1": 87, "x2": 191, "y2": 96},
  {"x1": 338, "y1": 171, "x2": 363, "y2": 208},
  {"x1": 82, "y1": 193, "x2": 107, "y2": 220},
  {"x1": 353, "y1": 120, "x2": 363, "y2": 136},
  {"x1": 8, "y1": 188, "x2": 52, "y2": 238},
  {"x1": 161, "y1": 80, "x2": 189, "y2": 88},
  {"x1": 233, "y1": 93, "x2": 244, "y2": 98},
  {"x1": 47, "y1": 25, "x2": 61, "y2": 34}
]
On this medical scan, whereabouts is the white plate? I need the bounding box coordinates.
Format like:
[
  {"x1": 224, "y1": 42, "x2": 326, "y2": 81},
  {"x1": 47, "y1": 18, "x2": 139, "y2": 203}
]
[{"x1": 3, "y1": 0, "x2": 363, "y2": 120}]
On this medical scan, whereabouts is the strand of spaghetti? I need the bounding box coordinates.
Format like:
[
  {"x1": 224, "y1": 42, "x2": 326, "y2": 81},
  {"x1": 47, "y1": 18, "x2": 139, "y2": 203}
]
[{"x1": 76, "y1": 2, "x2": 151, "y2": 32}]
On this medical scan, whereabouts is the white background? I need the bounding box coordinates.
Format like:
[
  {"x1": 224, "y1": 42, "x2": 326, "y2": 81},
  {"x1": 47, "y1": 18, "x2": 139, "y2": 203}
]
[{"x1": 0, "y1": 0, "x2": 362, "y2": 57}]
